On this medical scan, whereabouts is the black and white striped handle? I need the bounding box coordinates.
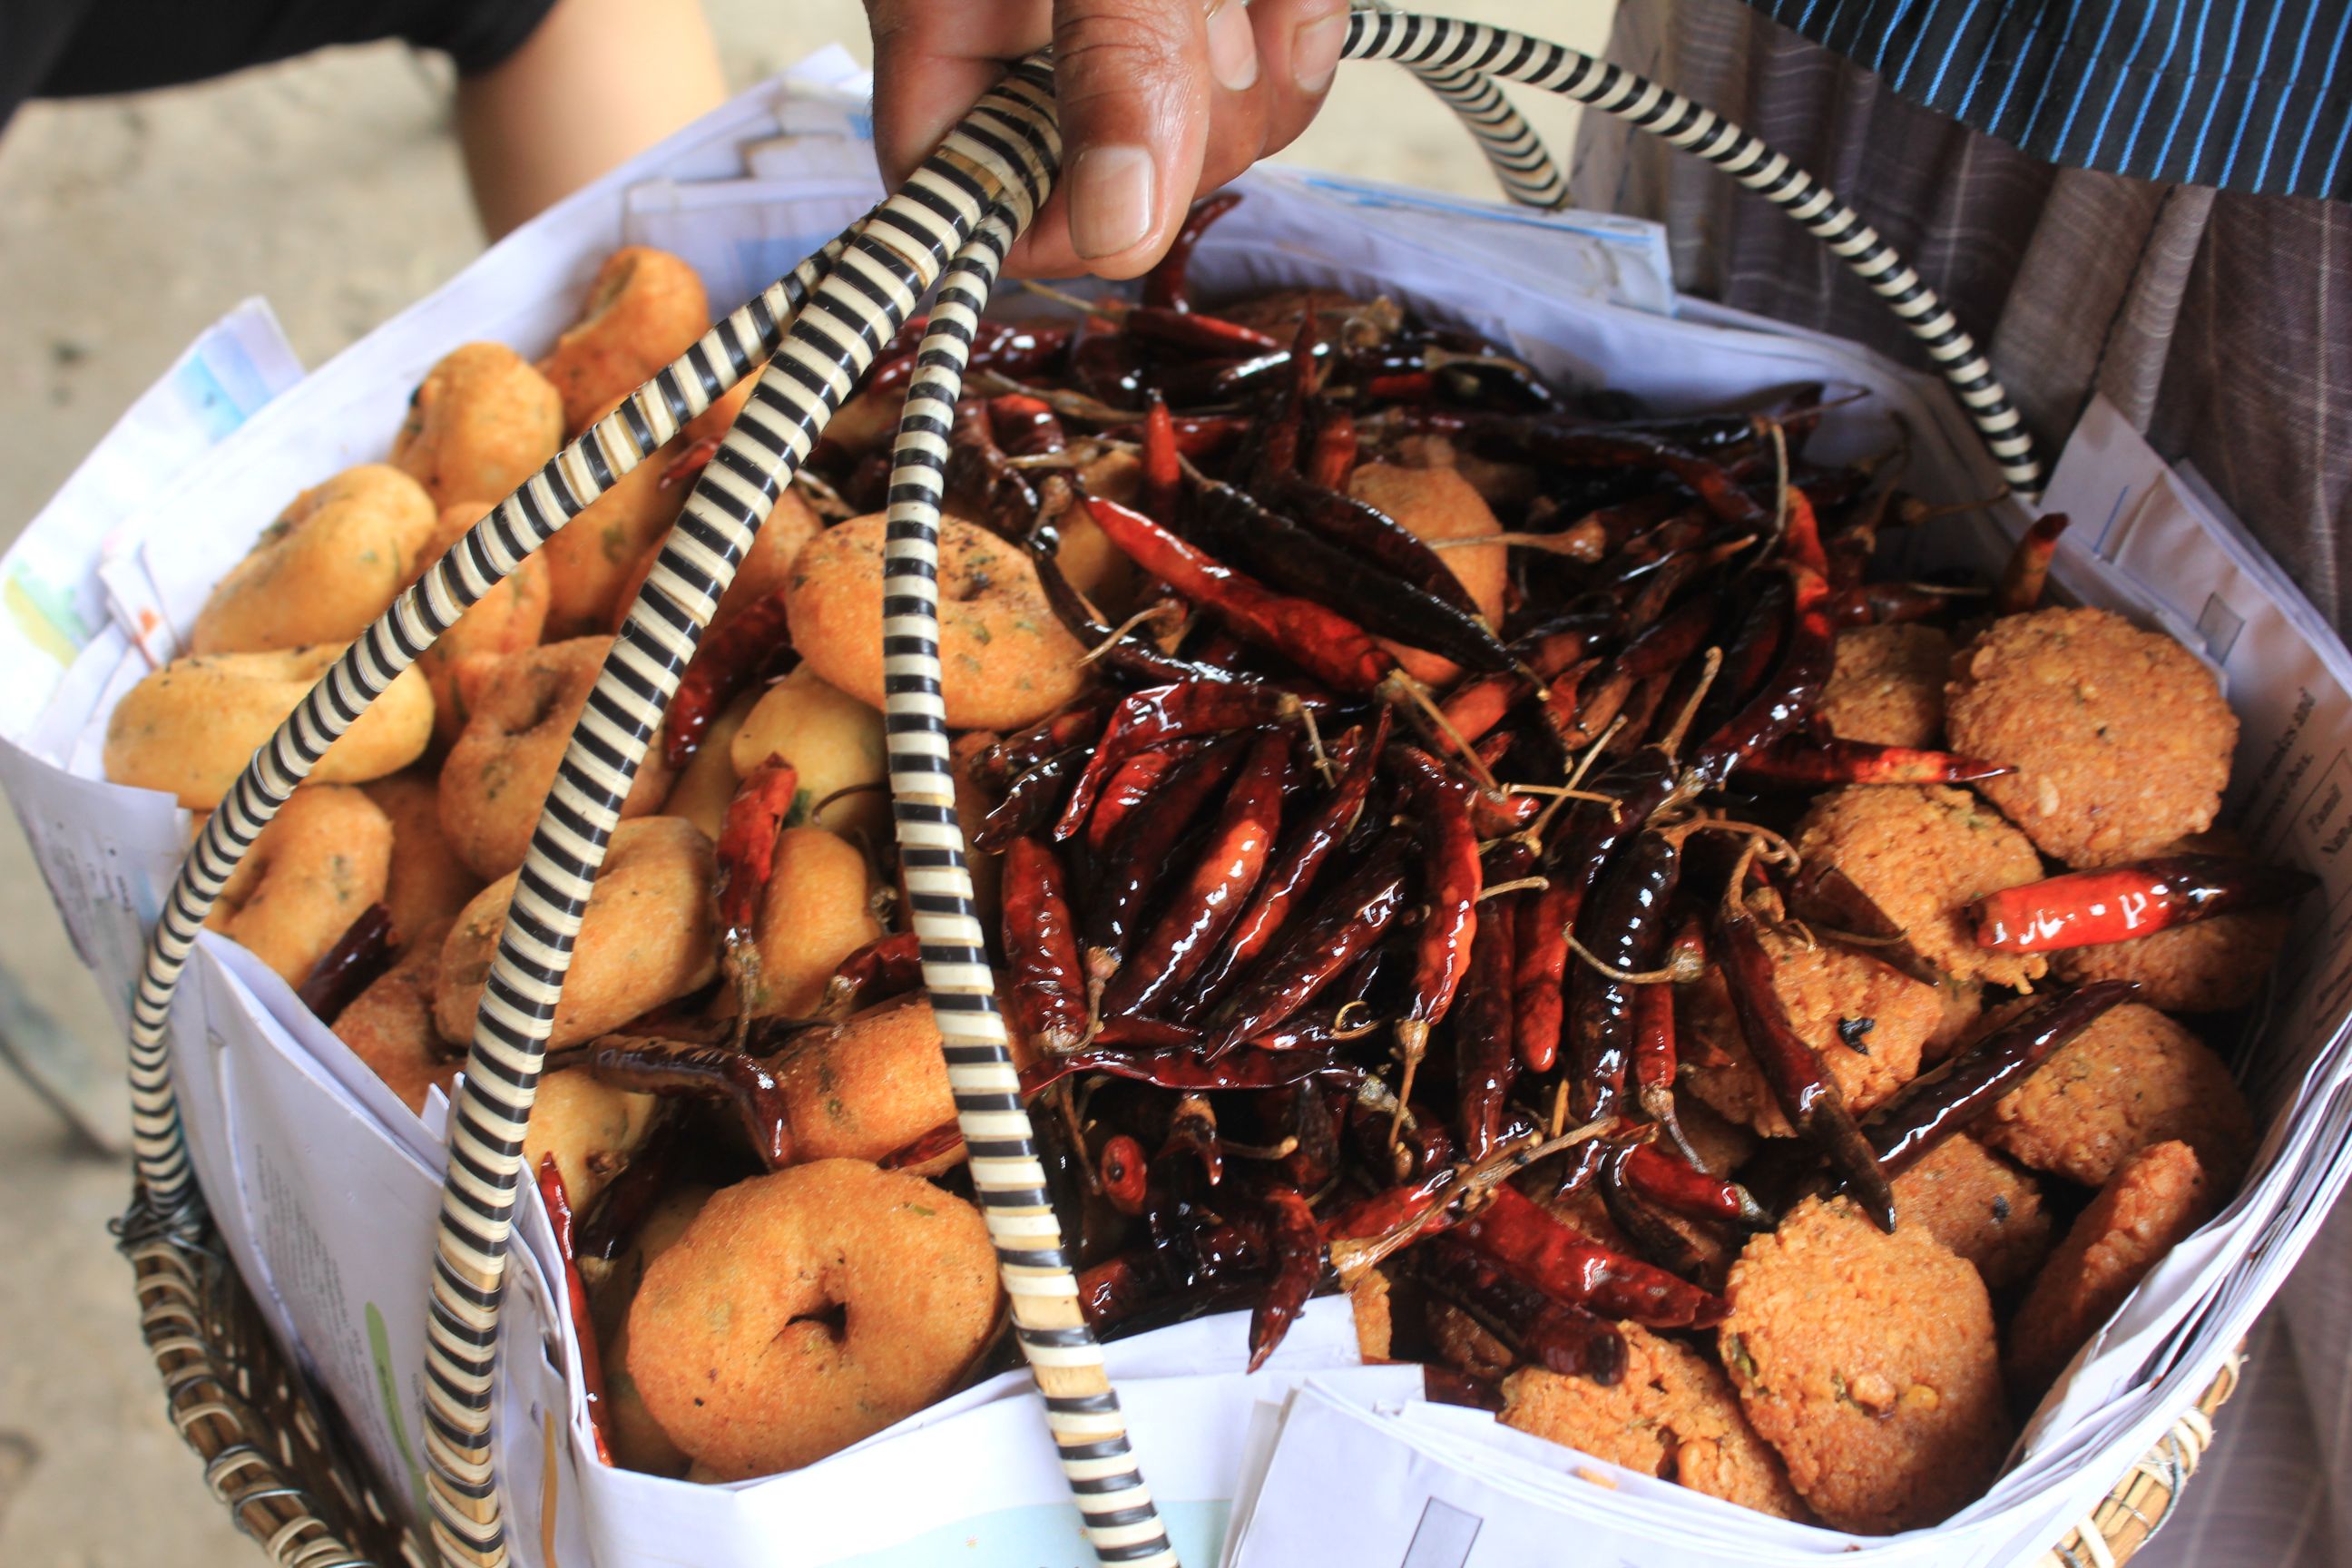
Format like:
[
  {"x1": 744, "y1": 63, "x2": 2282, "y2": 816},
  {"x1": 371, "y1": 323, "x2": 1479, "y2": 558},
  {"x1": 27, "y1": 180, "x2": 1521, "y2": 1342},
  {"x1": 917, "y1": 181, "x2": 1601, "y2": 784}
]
[{"x1": 1360, "y1": 8, "x2": 2044, "y2": 490}]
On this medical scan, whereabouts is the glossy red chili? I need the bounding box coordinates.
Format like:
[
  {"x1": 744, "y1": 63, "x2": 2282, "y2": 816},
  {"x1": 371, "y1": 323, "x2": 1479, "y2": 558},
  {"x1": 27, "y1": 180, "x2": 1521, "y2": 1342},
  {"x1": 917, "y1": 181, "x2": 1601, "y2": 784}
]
[
  {"x1": 1996, "y1": 513, "x2": 2069, "y2": 615},
  {"x1": 1969, "y1": 856, "x2": 2318, "y2": 952},
  {"x1": 1711, "y1": 894, "x2": 1896, "y2": 1230},
  {"x1": 714, "y1": 757, "x2": 800, "y2": 943},
  {"x1": 536, "y1": 1155, "x2": 613, "y2": 1465},
  {"x1": 1456, "y1": 1184, "x2": 1729, "y2": 1329},
  {"x1": 1456, "y1": 851, "x2": 1525, "y2": 1161},
  {"x1": 297, "y1": 903, "x2": 397, "y2": 1024},
  {"x1": 1739, "y1": 737, "x2": 2014, "y2": 788},
  {"x1": 1102, "y1": 728, "x2": 1294, "y2": 1019},
  {"x1": 1142, "y1": 191, "x2": 1243, "y2": 310},
  {"x1": 1512, "y1": 880, "x2": 1575, "y2": 1075},
  {"x1": 1568, "y1": 828, "x2": 1681, "y2": 1123},
  {"x1": 1004, "y1": 837, "x2": 1089, "y2": 1055},
  {"x1": 663, "y1": 587, "x2": 793, "y2": 769},
  {"x1": 1188, "y1": 717, "x2": 1383, "y2": 1012},
  {"x1": 1209, "y1": 837, "x2": 1414, "y2": 1055},
  {"x1": 1247, "y1": 1184, "x2": 1326, "y2": 1371},
  {"x1": 1415, "y1": 1236, "x2": 1628, "y2": 1385},
  {"x1": 1863, "y1": 980, "x2": 2141, "y2": 1177},
  {"x1": 1086, "y1": 496, "x2": 1397, "y2": 693},
  {"x1": 1393, "y1": 749, "x2": 1484, "y2": 1081},
  {"x1": 1054, "y1": 680, "x2": 1301, "y2": 842},
  {"x1": 820, "y1": 930, "x2": 921, "y2": 1016}
]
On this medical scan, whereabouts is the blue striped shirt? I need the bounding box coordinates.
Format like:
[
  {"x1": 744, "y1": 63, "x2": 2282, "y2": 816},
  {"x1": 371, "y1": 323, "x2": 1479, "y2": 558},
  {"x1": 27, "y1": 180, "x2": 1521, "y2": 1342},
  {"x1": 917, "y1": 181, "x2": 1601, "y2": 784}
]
[{"x1": 1749, "y1": 0, "x2": 2352, "y2": 196}]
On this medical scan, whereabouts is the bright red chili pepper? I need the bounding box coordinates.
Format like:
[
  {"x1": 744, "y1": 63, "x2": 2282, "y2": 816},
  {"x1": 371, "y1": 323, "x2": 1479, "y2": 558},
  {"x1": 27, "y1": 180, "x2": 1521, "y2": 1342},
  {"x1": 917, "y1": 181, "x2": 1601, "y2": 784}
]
[
  {"x1": 1455, "y1": 868, "x2": 1521, "y2": 1161},
  {"x1": 1621, "y1": 1142, "x2": 1772, "y2": 1229},
  {"x1": 1712, "y1": 892, "x2": 1896, "y2": 1230},
  {"x1": 1003, "y1": 837, "x2": 1088, "y2": 1055},
  {"x1": 536, "y1": 1154, "x2": 614, "y2": 1465},
  {"x1": 1392, "y1": 749, "x2": 1484, "y2": 1083},
  {"x1": 1416, "y1": 1236, "x2": 1628, "y2": 1384},
  {"x1": 1099, "y1": 1133, "x2": 1150, "y2": 1215},
  {"x1": 1142, "y1": 191, "x2": 1243, "y2": 311},
  {"x1": 1247, "y1": 1184, "x2": 1326, "y2": 1372},
  {"x1": 297, "y1": 903, "x2": 397, "y2": 1024},
  {"x1": 664, "y1": 587, "x2": 793, "y2": 769},
  {"x1": 1968, "y1": 855, "x2": 2318, "y2": 953},
  {"x1": 1142, "y1": 392, "x2": 1181, "y2": 525},
  {"x1": 1738, "y1": 737, "x2": 2014, "y2": 788},
  {"x1": 1309, "y1": 409, "x2": 1358, "y2": 492},
  {"x1": 1085, "y1": 496, "x2": 1398, "y2": 693},
  {"x1": 1997, "y1": 512, "x2": 2070, "y2": 615},
  {"x1": 1457, "y1": 1184, "x2": 1728, "y2": 1329},
  {"x1": 1102, "y1": 728, "x2": 1294, "y2": 1020},
  {"x1": 714, "y1": 757, "x2": 799, "y2": 943},
  {"x1": 820, "y1": 929, "x2": 921, "y2": 1016},
  {"x1": 1054, "y1": 680, "x2": 1301, "y2": 843}
]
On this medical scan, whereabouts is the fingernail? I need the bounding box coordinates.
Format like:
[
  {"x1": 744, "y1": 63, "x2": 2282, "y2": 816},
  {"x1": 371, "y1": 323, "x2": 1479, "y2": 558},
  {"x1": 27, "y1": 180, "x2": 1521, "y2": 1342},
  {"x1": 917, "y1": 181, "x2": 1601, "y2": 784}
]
[
  {"x1": 1069, "y1": 143, "x2": 1156, "y2": 260},
  {"x1": 1208, "y1": 1, "x2": 1260, "y2": 93},
  {"x1": 1293, "y1": 11, "x2": 1346, "y2": 94}
]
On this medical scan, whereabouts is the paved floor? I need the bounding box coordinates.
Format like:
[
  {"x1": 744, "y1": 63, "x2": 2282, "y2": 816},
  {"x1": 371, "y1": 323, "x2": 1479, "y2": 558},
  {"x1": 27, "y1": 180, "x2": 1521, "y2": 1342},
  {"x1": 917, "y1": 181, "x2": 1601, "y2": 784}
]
[{"x1": 0, "y1": 4, "x2": 1594, "y2": 1563}]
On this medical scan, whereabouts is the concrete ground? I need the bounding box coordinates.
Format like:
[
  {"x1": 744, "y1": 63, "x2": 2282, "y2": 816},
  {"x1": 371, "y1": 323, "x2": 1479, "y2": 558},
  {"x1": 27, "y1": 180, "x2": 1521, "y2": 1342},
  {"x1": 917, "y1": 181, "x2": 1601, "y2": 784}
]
[{"x1": 0, "y1": 4, "x2": 1595, "y2": 1563}]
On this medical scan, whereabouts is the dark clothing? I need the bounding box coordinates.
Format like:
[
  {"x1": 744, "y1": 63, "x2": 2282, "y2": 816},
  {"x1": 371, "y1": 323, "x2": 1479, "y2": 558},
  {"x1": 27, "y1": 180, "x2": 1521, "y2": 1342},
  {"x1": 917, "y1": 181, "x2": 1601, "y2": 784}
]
[
  {"x1": 0, "y1": 0, "x2": 557, "y2": 126},
  {"x1": 1578, "y1": 0, "x2": 2352, "y2": 632},
  {"x1": 1739, "y1": 0, "x2": 2352, "y2": 200}
]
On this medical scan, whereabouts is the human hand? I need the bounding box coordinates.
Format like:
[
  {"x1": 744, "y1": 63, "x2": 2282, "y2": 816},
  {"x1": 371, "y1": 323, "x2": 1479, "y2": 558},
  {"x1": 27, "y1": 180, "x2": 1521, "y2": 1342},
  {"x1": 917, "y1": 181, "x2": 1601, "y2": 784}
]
[{"x1": 867, "y1": 0, "x2": 1350, "y2": 279}]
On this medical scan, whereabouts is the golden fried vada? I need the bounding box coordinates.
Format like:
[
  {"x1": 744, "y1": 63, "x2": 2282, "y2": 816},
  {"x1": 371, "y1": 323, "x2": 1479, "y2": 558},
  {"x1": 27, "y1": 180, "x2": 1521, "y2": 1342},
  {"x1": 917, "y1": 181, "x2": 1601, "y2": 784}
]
[
  {"x1": 436, "y1": 637, "x2": 676, "y2": 880},
  {"x1": 333, "y1": 916, "x2": 458, "y2": 1112},
  {"x1": 625, "y1": 1159, "x2": 1001, "y2": 1478},
  {"x1": 1502, "y1": 1325, "x2": 1809, "y2": 1521},
  {"x1": 2006, "y1": 1140, "x2": 2213, "y2": 1396},
  {"x1": 412, "y1": 502, "x2": 552, "y2": 748},
  {"x1": 1819, "y1": 624, "x2": 1953, "y2": 750},
  {"x1": 435, "y1": 816, "x2": 718, "y2": 1051},
  {"x1": 737, "y1": 826, "x2": 883, "y2": 1019},
  {"x1": 191, "y1": 465, "x2": 437, "y2": 654},
  {"x1": 785, "y1": 513, "x2": 1086, "y2": 732},
  {"x1": 106, "y1": 646, "x2": 435, "y2": 810},
  {"x1": 538, "y1": 247, "x2": 711, "y2": 437},
  {"x1": 391, "y1": 342, "x2": 564, "y2": 512},
  {"x1": 525, "y1": 1066, "x2": 661, "y2": 1214},
  {"x1": 729, "y1": 664, "x2": 887, "y2": 840},
  {"x1": 206, "y1": 785, "x2": 394, "y2": 986},
  {"x1": 598, "y1": 1182, "x2": 714, "y2": 1477},
  {"x1": 360, "y1": 768, "x2": 484, "y2": 946},
  {"x1": 771, "y1": 994, "x2": 964, "y2": 1168},
  {"x1": 1945, "y1": 608, "x2": 2236, "y2": 867},
  {"x1": 1720, "y1": 1196, "x2": 2007, "y2": 1534}
]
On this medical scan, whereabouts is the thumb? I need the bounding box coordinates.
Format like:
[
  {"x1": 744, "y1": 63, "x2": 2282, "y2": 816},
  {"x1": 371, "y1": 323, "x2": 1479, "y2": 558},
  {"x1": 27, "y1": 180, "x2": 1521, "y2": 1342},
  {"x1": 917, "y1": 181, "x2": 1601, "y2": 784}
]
[{"x1": 1049, "y1": 0, "x2": 1213, "y2": 278}]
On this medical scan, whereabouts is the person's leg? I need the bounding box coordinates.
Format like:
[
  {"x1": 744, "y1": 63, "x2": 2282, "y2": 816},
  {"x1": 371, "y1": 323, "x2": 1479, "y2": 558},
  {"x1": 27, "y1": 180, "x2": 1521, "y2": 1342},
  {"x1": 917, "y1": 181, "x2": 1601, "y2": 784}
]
[{"x1": 456, "y1": 0, "x2": 725, "y2": 238}]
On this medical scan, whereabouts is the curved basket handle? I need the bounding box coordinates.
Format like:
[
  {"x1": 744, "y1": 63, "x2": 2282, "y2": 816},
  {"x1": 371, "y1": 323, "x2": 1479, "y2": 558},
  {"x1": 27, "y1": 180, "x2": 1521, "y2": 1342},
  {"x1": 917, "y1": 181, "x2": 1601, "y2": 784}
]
[{"x1": 1359, "y1": 9, "x2": 2044, "y2": 492}]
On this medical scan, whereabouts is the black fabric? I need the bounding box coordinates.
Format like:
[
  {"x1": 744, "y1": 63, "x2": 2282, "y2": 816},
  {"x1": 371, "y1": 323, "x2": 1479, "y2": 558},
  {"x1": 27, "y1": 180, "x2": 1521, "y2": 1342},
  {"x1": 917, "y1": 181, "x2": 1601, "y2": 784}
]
[
  {"x1": 1740, "y1": 0, "x2": 2352, "y2": 200},
  {"x1": 0, "y1": 0, "x2": 558, "y2": 125}
]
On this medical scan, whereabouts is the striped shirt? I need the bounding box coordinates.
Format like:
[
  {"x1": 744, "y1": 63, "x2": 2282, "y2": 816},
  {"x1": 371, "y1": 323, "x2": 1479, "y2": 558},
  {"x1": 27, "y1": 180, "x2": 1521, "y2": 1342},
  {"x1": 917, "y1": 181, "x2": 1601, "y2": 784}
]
[{"x1": 1749, "y1": 0, "x2": 2352, "y2": 198}]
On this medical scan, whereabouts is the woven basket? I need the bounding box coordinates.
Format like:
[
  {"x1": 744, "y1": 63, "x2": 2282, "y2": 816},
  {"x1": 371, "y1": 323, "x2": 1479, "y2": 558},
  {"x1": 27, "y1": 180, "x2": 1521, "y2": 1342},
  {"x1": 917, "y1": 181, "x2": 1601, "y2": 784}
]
[{"x1": 102, "y1": 13, "x2": 2249, "y2": 1567}]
